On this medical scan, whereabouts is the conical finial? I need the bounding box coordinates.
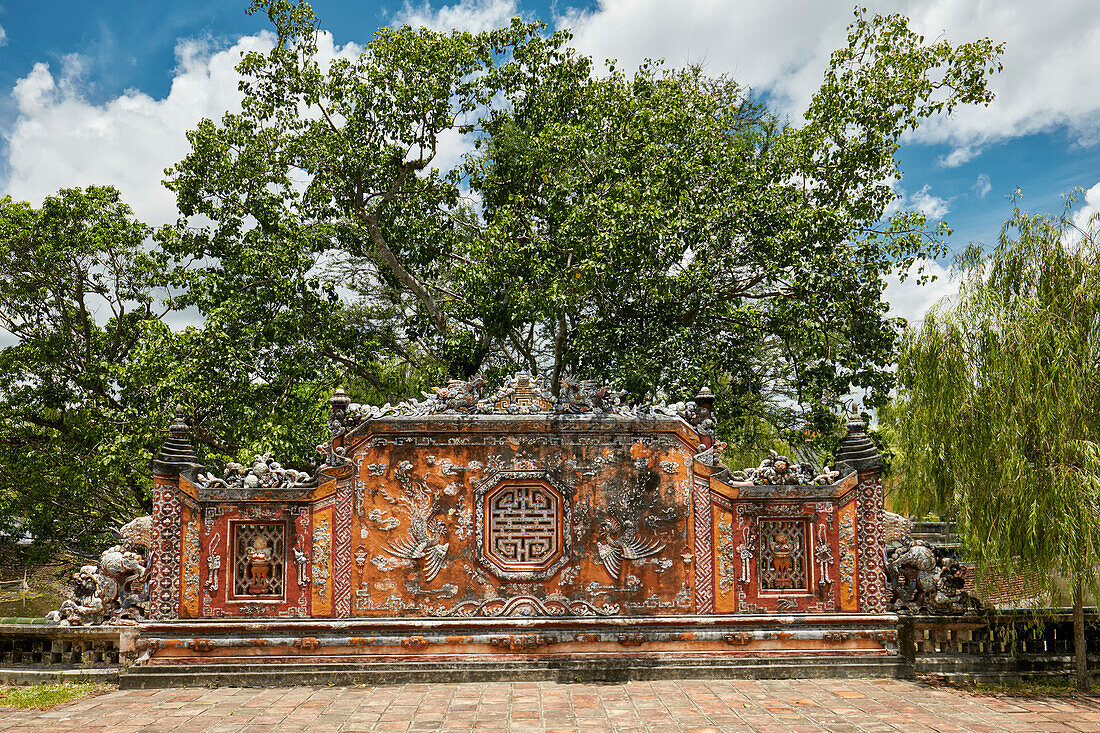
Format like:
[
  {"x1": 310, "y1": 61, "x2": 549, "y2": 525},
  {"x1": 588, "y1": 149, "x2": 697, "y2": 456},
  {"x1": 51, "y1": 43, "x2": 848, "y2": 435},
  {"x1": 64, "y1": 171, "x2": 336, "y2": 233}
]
[
  {"x1": 152, "y1": 405, "x2": 199, "y2": 473},
  {"x1": 847, "y1": 406, "x2": 866, "y2": 434},
  {"x1": 169, "y1": 406, "x2": 190, "y2": 437},
  {"x1": 330, "y1": 389, "x2": 351, "y2": 413},
  {"x1": 837, "y1": 404, "x2": 879, "y2": 473}
]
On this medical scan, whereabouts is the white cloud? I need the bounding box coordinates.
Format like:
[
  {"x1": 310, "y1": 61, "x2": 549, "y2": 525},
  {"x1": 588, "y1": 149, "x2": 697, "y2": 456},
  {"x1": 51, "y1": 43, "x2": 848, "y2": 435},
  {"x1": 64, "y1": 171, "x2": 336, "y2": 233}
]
[
  {"x1": 393, "y1": 0, "x2": 519, "y2": 32},
  {"x1": 909, "y1": 185, "x2": 950, "y2": 221},
  {"x1": 557, "y1": 0, "x2": 840, "y2": 99},
  {"x1": 7, "y1": 0, "x2": 1100, "y2": 228},
  {"x1": 885, "y1": 179, "x2": 950, "y2": 221},
  {"x1": 973, "y1": 173, "x2": 992, "y2": 199},
  {"x1": 1066, "y1": 181, "x2": 1100, "y2": 246},
  {"x1": 904, "y1": 1, "x2": 1100, "y2": 148},
  {"x1": 549, "y1": 0, "x2": 1100, "y2": 148},
  {"x1": 3, "y1": 34, "x2": 280, "y2": 225},
  {"x1": 884, "y1": 258, "x2": 959, "y2": 327},
  {"x1": 937, "y1": 145, "x2": 980, "y2": 168},
  {"x1": 0, "y1": 24, "x2": 7, "y2": 48}
]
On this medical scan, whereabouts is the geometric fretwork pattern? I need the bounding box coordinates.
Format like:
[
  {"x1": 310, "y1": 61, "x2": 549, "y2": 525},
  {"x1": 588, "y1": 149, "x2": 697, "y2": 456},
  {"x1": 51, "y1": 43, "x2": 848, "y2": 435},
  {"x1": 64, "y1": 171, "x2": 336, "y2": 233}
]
[
  {"x1": 475, "y1": 471, "x2": 573, "y2": 581},
  {"x1": 232, "y1": 522, "x2": 285, "y2": 598},
  {"x1": 758, "y1": 519, "x2": 807, "y2": 592},
  {"x1": 489, "y1": 484, "x2": 558, "y2": 564}
]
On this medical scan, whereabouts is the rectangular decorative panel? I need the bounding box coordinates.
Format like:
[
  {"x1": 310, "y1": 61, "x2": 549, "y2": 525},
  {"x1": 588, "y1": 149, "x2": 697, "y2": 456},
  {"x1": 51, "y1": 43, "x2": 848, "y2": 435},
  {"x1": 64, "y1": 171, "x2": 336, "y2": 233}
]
[
  {"x1": 758, "y1": 520, "x2": 808, "y2": 592},
  {"x1": 838, "y1": 501, "x2": 858, "y2": 611},
  {"x1": 311, "y1": 505, "x2": 333, "y2": 616},
  {"x1": 231, "y1": 522, "x2": 286, "y2": 599},
  {"x1": 181, "y1": 504, "x2": 201, "y2": 617},
  {"x1": 713, "y1": 508, "x2": 737, "y2": 613}
]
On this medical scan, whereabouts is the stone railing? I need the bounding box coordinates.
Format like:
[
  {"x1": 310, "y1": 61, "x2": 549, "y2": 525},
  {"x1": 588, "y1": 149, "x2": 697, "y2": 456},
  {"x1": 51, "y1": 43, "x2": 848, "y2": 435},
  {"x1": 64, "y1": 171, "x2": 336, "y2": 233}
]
[
  {"x1": 897, "y1": 609, "x2": 1100, "y2": 681},
  {"x1": 0, "y1": 621, "x2": 138, "y2": 684}
]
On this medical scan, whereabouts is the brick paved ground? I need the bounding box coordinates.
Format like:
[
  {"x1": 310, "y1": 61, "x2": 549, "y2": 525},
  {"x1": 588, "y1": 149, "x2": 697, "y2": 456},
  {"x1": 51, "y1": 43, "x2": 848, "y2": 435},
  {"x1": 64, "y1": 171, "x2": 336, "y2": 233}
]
[{"x1": 3, "y1": 678, "x2": 1100, "y2": 732}]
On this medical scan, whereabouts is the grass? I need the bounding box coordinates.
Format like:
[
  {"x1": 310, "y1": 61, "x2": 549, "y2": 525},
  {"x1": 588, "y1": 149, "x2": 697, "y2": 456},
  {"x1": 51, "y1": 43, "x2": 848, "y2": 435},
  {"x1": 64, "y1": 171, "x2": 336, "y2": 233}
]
[{"x1": 0, "y1": 682, "x2": 113, "y2": 709}]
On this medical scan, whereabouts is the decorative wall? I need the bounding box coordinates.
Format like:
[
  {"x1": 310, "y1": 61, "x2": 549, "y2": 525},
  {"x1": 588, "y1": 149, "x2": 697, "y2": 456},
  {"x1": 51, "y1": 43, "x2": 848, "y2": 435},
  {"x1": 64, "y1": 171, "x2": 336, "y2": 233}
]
[{"x1": 146, "y1": 374, "x2": 889, "y2": 626}]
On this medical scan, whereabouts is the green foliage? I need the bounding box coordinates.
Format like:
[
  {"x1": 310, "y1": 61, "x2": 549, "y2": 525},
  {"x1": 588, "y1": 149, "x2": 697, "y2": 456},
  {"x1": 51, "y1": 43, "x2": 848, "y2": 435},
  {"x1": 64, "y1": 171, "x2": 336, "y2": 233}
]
[
  {"x1": 0, "y1": 187, "x2": 165, "y2": 555},
  {"x1": 892, "y1": 200, "x2": 1100, "y2": 599},
  {"x1": 0, "y1": 3, "x2": 1005, "y2": 555},
  {"x1": 165, "y1": 0, "x2": 1002, "y2": 454},
  {"x1": 0, "y1": 188, "x2": 339, "y2": 555}
]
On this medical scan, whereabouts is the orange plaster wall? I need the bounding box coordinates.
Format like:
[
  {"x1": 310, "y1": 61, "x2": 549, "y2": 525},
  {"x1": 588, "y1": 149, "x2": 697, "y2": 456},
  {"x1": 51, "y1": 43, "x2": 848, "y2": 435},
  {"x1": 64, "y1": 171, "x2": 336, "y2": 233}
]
[{"x1": 345, "y1": 423, "x2": 696, "y2": 617}]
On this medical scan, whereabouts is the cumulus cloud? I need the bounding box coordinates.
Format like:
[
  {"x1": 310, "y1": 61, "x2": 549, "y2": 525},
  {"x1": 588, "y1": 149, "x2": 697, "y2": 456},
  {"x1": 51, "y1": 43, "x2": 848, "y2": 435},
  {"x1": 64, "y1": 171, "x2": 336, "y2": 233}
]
[
  {"x1": 1, "y1": 29, "x2": 478, "y2": 226},
  {"x1": 937, "y1": 145, "x2": 981, "y2": 168},
  {"x1": 909, "y1": 185, "x2": 950, "y2": 221},
  {"x1": 7, "y1": 0, "x2": 1100, "y2": 226},
  {"x1": 883, "y1": 258, "x2": 959, "y2": 327},
  {"x1": 2, "y1": 35, "x2": 281, "y2": 224},
  {"x1": 973, "y1": 173, "x2": 992, "y2": 199},
  {"x1": 884, "y1": 179, "x2": 950, "y2": 221},
  {"x1": 1065, "y1": 181, "x2": 1100, "y2": 246},
  {"x1": 554, "y1": 0, "x2": 1100, "y2": 149},
  {"x1": 393, "y1": 0, "x2": 519, "y2": 32}
]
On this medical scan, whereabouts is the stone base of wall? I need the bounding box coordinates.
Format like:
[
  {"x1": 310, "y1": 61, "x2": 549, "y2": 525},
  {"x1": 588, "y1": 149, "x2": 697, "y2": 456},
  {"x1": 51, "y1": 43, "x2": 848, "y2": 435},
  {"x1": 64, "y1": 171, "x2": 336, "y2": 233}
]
[
  {"x1": 3, "y1": 611, "x2": 1096, "y2": 688},
  {"x1": 0, "y1": 625, "x2": 135, "y2": 666},
  {"x1": 120, "y1": 655, "x2": 905, "y2": 688},
  {"x1": 133, "y1": 614, "x2": 899, "y2": 667}
]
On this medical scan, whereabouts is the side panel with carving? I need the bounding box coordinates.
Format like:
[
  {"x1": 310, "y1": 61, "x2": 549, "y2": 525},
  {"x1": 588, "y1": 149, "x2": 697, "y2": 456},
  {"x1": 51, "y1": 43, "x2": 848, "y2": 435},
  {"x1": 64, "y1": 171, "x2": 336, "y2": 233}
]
[
  {"x1": 149, "y1": 479, "x2": 181, "y2": 620},
  {"x1": 838, "y1": 499, "x2": 859, "y2": 611},
  {"x1": 713, "y1": 507, "x2": 737, "y2": 613},
  {"x1": 181, "y1": 503, "x2": 201, "y2": 618},
  {"x1": 856, "y1": 473, "x2": 887, "y2": 612},
  {"x1": 692, "y1": 473, "x2": 713, "y2": 614},
  {"x1": 311, "y1": 504, "x2": 334, "y2": 616}
]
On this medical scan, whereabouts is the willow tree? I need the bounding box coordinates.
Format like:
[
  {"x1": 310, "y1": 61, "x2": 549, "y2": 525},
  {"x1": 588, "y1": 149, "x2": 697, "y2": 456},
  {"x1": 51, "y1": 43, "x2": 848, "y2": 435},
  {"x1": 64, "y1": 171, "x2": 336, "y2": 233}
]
[{"x1": 893, "y1": 204, "x2": 1100, "y2": 690}]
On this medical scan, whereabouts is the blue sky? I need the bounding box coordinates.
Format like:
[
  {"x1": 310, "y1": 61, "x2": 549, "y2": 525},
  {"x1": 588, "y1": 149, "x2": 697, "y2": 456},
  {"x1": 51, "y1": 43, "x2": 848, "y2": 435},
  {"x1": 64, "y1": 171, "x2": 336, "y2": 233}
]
[{"x1": 2, "y1": 0, "x2": 1099, "y2": 326}]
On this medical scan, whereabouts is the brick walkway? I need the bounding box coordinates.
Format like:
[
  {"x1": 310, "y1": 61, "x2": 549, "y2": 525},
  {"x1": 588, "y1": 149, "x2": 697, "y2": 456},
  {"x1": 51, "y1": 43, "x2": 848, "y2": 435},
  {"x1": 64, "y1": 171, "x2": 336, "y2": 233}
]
[{"x1": 4, "y1": 678, "x2": 1100, "y2": 732}]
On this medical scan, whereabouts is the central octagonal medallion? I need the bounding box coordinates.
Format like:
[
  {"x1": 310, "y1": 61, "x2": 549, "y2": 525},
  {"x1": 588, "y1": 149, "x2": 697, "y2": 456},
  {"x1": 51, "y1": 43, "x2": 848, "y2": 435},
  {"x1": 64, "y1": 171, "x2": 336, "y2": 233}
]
[{"x1": 475, "y1": 470, "x2": 573, "y2": 580}]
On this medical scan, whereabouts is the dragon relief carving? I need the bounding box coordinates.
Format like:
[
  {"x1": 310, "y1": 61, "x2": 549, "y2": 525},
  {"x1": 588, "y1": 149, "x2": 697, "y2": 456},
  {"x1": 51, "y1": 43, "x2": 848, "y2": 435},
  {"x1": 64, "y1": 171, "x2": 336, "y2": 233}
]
[
  {"x1": 596, "y1": 468, "x2": 666, "y2": 579},
  {"x1": 429, "y1": 375, "x2": 489, "y2": 413},
  {"x1": 379, "y1": 463, "x2": 449, "y2": 582}
]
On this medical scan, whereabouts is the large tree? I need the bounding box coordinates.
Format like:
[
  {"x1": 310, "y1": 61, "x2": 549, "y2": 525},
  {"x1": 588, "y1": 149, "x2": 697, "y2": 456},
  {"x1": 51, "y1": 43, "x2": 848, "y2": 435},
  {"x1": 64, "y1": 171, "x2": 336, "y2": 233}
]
[
  {"x1": 891, "y1": 203, "x2": 1100, "y2": 690},
  {"x1": 0, "y1": 187, "x2": 164, "y2": 553},
  {"x1": 1, "y1": 3, "x2": 1004, "y2": 553},
  {"x1": 166, "y1": 0, "x2": 1002, "y2": 447},
  {"x1": 0, "y1": 187, "x2": 339, "y2": 555}
]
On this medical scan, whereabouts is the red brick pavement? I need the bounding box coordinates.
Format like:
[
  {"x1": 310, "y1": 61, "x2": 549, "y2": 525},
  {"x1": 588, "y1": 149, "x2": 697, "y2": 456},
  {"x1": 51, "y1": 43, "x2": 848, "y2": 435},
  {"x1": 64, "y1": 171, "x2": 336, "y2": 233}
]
[{"x1": 3, "y1": 678, "x2": 1100, "y2": 732}]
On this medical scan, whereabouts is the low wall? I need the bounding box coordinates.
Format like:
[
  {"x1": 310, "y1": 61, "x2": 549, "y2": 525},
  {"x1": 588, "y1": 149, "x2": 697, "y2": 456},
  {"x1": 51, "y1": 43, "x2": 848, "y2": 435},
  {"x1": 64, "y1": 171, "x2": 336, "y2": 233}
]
[
  {"x1": 0, "y1": 623, "x2": 138, "y2": 684},
  {"x1": 898, "y1": 608, "x2": 1100, "y2": 681},
  {"x1": 2, "y1": 612, "x2": 1098, "y2": 685}
]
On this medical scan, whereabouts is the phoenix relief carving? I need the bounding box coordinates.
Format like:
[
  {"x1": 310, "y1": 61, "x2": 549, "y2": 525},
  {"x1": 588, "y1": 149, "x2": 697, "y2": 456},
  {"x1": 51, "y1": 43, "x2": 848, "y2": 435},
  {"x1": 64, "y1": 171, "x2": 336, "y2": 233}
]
[
  {"x1": 596, "y1": 467, "x2": 666, "y2": 579},
  {"x1": 380, "y1": 462, "x2": 449, "y2": 582}
]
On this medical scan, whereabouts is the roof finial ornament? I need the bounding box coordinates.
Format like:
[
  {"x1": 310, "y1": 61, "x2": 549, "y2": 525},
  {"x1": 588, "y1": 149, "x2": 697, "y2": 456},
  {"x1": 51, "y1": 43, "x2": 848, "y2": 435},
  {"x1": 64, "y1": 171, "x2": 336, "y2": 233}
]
[
  {"x1": 327, "y1": 388, "x2": 352, "y2": 466},
  {"x1": 837, "y1": 402, "x2": 880, "y2": 472},
  {"x1": 152, "y1": 404, "x2": 198, "y2": 473},
  {"x1": 848, "y1": 403, "x2": 867, "y2": 434}
]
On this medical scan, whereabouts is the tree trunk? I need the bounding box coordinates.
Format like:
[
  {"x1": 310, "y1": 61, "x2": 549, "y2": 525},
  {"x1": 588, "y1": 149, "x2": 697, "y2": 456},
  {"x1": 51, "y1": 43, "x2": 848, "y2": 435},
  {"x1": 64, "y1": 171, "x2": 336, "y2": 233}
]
[{"x1": 1074, "y1": 578, "x2": 1089, "y2": 692}]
